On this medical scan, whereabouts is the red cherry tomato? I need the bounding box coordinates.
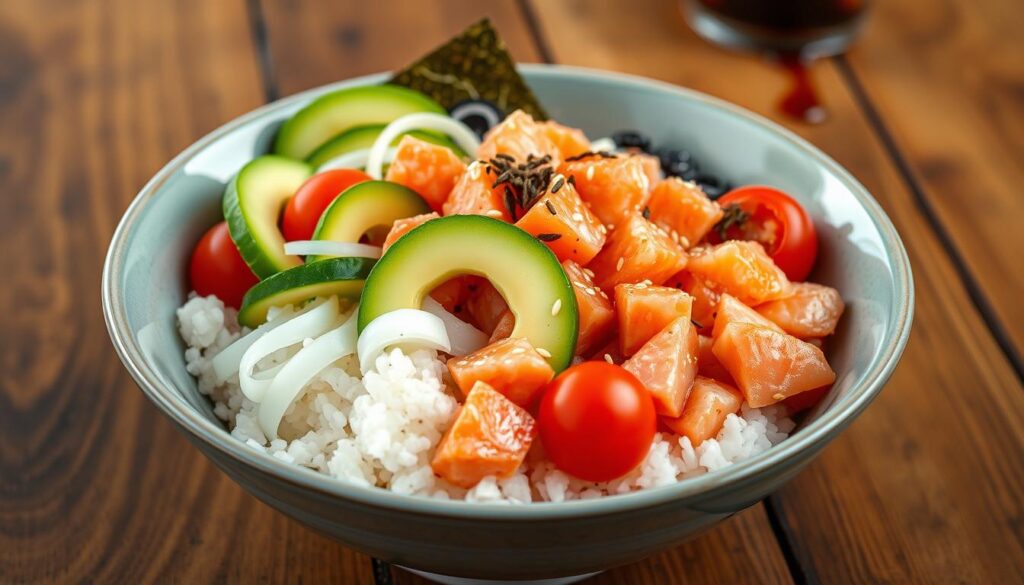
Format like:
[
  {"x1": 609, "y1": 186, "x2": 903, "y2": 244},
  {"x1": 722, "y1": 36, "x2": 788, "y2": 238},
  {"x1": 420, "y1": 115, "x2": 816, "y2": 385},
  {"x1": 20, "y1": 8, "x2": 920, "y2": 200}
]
[
  {"x1": 712, "y1": 186, "x2": 818, "y2": 281},
  {"x1": 281, "y1": 169, "x2": 371, "y2": 241},
  {"x1": 189, "y1": 222, "x2": 259, "y2": 309},
  {"x1": 538, "y1": 362, "x2": 656, "y2": 482}
]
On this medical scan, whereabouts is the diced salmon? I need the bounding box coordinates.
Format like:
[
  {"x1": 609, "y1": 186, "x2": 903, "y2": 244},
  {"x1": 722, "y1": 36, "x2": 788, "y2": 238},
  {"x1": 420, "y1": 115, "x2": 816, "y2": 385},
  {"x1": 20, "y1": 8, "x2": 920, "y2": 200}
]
[
  {"x1": 647, "y1": 178, "x2": 723, "y2": 249},
  {"x1": 488, "y1": 310, "x2": 516, "y2": 343},
  {"x1": 783, "y1": 385, "x2": 829, "y2": 413},
  {"x1": 697, "y1": 334, "x2": 734, "y2": 384},
  {"x1": 712, "y1": 322, "x2": 836, "y2": 407},
  {"x1": 561, "y1": 155, "x2": 652, "y2": 226},
  {"x1": 635, "y1": 153, "x2": 662, "y2": 187},
  {"x1": 615, "y1": 283, "x2": 693, "y2": 356},
  {"x1": 539, "y1": 121, "x2": 590, "y2": 160},
  {"x1": 385, "y1": 136, "x2": 466, "y2": 212},
  {"x1": 562, "y1": 260, "x2": 616, "y2": 355},
  {"x1": 589, "y1": 338, "x2": 625, "y2": 365},
  {"x1": 588, "y1": 212, "x2": 688, "y2": 293},
  {"x1": 447, "y1": 337, "x2": 555, "y2": 407},
  {"x1": 431, "y1": 381, "x2": 537, "y2": 488},
  {"x1": 711, "y1": 294, "x2": 783, "y2": 340},
  {"x1": 515, "y1": 180, "x2": 606, "y2": 265},
  {"x1": 427, "y1": 276, "x2": 479, "y2": 317},
  {"x1": 756, "y1": 282, "x2": 845, "y2": 338},
  {"x1": 465, "y1": 280, "x2": 509, "y2": 334},
  {"x1": 662, "y1": 376, "x2": 743, "y2": 446},
  {"x1": 686, "y1": 240, "x2": 792, "y2": 306},
  {"x1": 623, "y1": 317, "x2": 699, "y2": 417},
  {"x1": 477, "y1": 110, "x2": 562, "y2": 167},
  {"x1": 382, "y1": 212, "x2": 439, "y2": 252},
  {"x1": 442, "y1": 162, "x2": 512, "y2": 221},
  {"x1": 669, "y1": 271, "x2": 721, "y2": 333}
]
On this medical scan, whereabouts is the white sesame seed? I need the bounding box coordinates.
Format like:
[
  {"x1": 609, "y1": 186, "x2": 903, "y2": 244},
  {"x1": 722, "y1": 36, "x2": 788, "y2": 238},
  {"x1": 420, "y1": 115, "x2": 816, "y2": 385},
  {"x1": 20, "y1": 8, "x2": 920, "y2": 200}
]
[
  {"x1": 571, "y1": 212, "x2": 584, "y2": 222},
  {"x1": 606, "y1": 223, "x2": 615, "y2": 231},
  {"x1": 551, "y1": 299, "x2": 562, "y2": 316},
  {"x1": 586, "y1": 166, "x2": 595, "y2": 181},
  {"x1": 679, "y1": 236, "x2": 691, "y2": 248},
  {"x1": 773, "y1": 393, "x2": 785, "y2": 401},
  {"x1": 585, "y1": 287, "x2": 597, "y2": 296},
  {"x1": 616, "y1": 257, "x2": 625, "y2": 271},
  {"x1": 604, "y1": 353, "x2": 614, "y2": 364},
  {"x1": 583, "y1": 268, "x2": 595, "y2": 277},
  {"x1": 536, "y1": 347, "x2": 552, "y2": 358},
  {"x1": 485, "y1": 209, "x2": 503, "y2": 217}
]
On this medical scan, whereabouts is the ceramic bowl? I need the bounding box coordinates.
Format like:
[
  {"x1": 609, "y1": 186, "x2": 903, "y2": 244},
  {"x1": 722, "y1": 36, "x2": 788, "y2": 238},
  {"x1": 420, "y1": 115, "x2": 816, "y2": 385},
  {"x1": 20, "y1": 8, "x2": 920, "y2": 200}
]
[{"x1": 102, "y1": 65, "x2": 913, "y2": 582}]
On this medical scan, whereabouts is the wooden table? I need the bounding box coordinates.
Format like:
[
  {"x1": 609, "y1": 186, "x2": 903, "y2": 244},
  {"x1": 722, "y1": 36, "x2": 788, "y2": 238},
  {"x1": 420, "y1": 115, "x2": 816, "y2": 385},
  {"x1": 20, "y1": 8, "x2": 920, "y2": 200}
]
[{"x1": 2, "y1": 0, "x2": 1022, "y2": 583}]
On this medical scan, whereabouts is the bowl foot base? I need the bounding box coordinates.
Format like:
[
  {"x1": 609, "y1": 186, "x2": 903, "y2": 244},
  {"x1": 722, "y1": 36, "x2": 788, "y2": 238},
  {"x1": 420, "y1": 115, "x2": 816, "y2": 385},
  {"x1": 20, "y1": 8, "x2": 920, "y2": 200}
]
[{"x1": 397, "y1": 566, "x2": 601, "y2": 585}]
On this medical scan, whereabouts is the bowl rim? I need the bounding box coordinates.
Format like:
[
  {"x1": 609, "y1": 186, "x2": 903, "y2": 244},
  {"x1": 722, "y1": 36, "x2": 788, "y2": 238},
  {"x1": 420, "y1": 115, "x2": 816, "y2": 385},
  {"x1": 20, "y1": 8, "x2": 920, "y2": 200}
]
[{"x1": 102, "y1": 63, "x2": 914, "y2": 521}]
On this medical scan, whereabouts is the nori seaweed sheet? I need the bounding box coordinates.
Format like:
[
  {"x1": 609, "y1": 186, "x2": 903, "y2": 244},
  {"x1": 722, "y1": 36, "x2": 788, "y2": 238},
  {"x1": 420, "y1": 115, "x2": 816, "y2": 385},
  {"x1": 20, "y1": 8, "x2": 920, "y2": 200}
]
[{"x1": 389, "y1": 19, "x2": 547, "y2": 120}]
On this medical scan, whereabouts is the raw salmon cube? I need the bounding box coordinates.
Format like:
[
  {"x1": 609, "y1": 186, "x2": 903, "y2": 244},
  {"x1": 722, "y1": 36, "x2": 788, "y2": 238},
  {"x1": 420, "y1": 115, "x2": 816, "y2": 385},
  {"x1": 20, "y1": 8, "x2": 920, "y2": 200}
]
[
  {"x1": 669, "y1": 271, "x2": 721, "y2": 333},
  {"x1": 515, "y1": 180, "x2": 606, "y2": 265},
  {"x1": 647, "y1": 178, "x2": 723, "y2": 249},
  {"x1": 623, "y1": 317, "x2": 700, "y2": 417},
  {"x1": 697, "y1": 334, "x2": 734, "y2": 384},
  {"x1": 712, "y1": 322, "x2": 836, "y2": 407},
  {"x1": 382, "y1": 212, "x2": 439, "y2": 252},
  {"x1": 756, "y1": 282, "x2": 845, "y2": 338},
  {"x1": 465, "y1": 280, "x2": 509, "y2": 334},
  {"x1": 562, "y1": 260, "x2": 616, "y2": 356},
  {"x1": 488, "y1": 310, "x2": 516, "y2": 343},
  {"x1": 447, "y1": 337, "x2": 555, "y2": 407},
  {"x1": 686, "y1": 240, "x2": 792, "y2": 306},
  {"x1": 477, "y1": 110, "x2": 562, "y2": 167},
  {"x1": 385, "y1": 136, "x2": 466, "y2": 212},
  {"x1": 615, "y1": 283, "x2": 693, "y2": 356},
  {"x1": 561, "y1": 155, "x2": 652, "y2": 227},
  {"x1": 539, "y1": 121, "x2": 591, "y2": 160},
  {"x1": 635, "y1": 153, "x2": 662, "y2": 187},
  {"x1": 662, "y1": 376, "x2": 743, "y2": 446},
  {"x1": 431, "y1": 381, "x2": 537, "y2": 488},
  {"x1": 711, "y1": 294, "x2": 783, "y2": 340},
  {"x1": 588, "y1": 212, "x2": 688, "y2": 293},
  {"x1": 443, "y1": 162, "x2": 512, "y2": 221}
]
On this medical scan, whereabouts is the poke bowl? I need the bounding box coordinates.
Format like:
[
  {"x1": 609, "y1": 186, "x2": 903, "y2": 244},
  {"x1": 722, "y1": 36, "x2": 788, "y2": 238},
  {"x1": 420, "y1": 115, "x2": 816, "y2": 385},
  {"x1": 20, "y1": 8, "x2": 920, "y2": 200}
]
[{"x1": 102, "y1": 62, "x2": 913, "y2": 582}]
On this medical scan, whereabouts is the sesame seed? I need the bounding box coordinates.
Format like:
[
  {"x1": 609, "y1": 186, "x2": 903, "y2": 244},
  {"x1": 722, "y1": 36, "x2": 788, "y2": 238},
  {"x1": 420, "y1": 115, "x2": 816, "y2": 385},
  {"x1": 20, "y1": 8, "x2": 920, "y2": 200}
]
[
  {"x1": 551, "y1": 299, "x2": 562, "y2": 316},
  {"x1": 485, "y1": 209, "x2": 503, "y2": 217},
  {"x1": 571, "y1": 212, "x2": 584, "y2": 222},
  {"x1": 583, "y1": 267, "x2": 595, "y2": 277},
  {"x1": 537, "y1": 347, "x2": 552, "y2": 358},
  {"x1": 616, "y1": 257, "x2": 625, "y2": 271},
  {"x1": 586, "y1": 166, "x2": 595, "y2": 181},
  {"x1": 604, "y1": 353, "x2": 614, "y2": 364},
  {"x1": 679, "y1": 236, "x2": 691, "y2": 248},
  {"x1": 585, "y1": 287, "x2": 597, "y2": 296},
  {"x1": 773, "y1": 393, "x2": 785, "y2": 401}
]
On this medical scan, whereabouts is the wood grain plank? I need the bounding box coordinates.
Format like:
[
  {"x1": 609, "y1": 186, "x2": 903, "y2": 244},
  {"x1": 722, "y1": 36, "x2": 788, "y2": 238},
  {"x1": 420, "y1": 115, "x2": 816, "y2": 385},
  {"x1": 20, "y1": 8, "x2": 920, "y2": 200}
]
[
  {"x1": 528, "y1": 0, "x2": 1024, "y2": 582},
  {"x1": 0, "y1": 1, "x2": 375, "y2": 583},
  {"x1": 844, "y1": 0, "x2": 1024, "y2": 355},
  {"x1": 258, "y1": 1, "x2": 797, "y2": 583}
]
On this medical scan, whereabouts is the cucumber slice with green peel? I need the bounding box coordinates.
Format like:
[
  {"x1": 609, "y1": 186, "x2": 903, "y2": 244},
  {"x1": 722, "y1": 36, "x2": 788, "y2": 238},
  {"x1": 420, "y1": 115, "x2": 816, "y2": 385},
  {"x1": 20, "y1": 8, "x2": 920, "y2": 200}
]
[
  {"x1": 358, "y1": 215, "x2": 579, "y2": 372},
  {"x1": 307, "y1": 124, "x2": 467, "y2": 168},
  {"x1": 310, "y1": 180, "x2": 431, "y2": 261},
  {"x1": 223, "y1": 156, "x2": 312, "y2": 279},
  {"x1": 274, "y1": 85, "x2": 446, "y2": 160},
  {"x1": 238, "y1": 257, "x2": 376, "y2": 327}
]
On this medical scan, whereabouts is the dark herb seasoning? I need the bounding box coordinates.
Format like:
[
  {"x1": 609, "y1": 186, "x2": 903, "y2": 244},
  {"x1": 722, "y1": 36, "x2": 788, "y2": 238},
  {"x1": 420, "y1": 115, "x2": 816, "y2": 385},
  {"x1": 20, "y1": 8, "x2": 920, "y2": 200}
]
[
  {"x1": 642, "y1": 206, "x2": 651, "y2": 220},
  {"x1": 714, "y1": 203, "x2": 750, "y2": 240},
  {"x1": 537, "y1": 233, "x2": 562, "y2": 242},
  {"x1": 545, "y1": 200, "x2": 557, "y2": 215},
  {"x1": 564, "y1": 150, "x2": 618, "y2": 162}
]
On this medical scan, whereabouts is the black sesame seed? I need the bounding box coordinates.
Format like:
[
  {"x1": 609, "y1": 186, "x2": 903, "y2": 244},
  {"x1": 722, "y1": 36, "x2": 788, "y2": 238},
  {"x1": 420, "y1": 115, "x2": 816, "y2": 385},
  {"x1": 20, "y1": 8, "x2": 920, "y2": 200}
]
[
  {"x1": 537, "y1": 233, "x2": 562, "y2": 242},
  {"x1": 545, "y1": 200, "x2": 557, "y2": 215}
]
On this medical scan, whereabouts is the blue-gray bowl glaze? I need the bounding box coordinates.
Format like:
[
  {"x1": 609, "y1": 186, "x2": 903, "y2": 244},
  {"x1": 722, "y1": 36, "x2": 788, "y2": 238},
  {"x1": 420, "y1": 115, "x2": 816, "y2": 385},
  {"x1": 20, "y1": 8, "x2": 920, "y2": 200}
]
[{"x1": 102, "y1": 65, "x2": 913, "y2": 580}]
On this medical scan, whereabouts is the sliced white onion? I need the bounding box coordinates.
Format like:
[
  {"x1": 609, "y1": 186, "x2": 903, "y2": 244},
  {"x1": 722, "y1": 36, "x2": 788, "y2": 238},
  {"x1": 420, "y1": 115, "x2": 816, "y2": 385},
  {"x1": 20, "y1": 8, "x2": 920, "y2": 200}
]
[
  {"x1": 258, "y1": 311, "x2": 358, "y2": 439},
  {"x1": 421, "y1": 296, "x2": 489, "y2": 356},
  {"x1": 239, "y1": 297, "x2": 340, "y2": 402},
  {"x1": 590, "y1": 137, "x2": 617, "y2": 153},
  {"x1": 284, "y1": 240, "x2": 382, "y2": 259},
  {"x1": 356, "y1": 309, "x2": 451, "y2": 374},
  {"x1": 316, "y1": 147, "x2": 397, "y2": 173},
  {"x1": 365, "y1": 113, "x2": 482, "y2": 180},
  {"x1": 210, "y1": 305, "x2": 306, "y2": 383}
]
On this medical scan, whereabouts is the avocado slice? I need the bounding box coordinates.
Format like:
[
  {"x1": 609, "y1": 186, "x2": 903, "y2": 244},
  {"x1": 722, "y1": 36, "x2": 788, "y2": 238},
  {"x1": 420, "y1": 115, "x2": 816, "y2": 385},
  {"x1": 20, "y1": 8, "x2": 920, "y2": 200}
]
[
  {"x1": 223, "y1": 155, "x2": 312, "y2": 279},
  {"x1": 307, "y1": 124, "x2": 467, "y2": 168},
  {"x1": 310, "y1": 180, "x2": 431, "y2": 261},
  {"x1": 358, "y1": 215, "x2": 578, "y2": 371},
  {"x1": 274, "y1": 85, "x2": 446, "y2": 160},
  {"x1": 238, "y1": 256, "x2": 376, "y2": 327}
]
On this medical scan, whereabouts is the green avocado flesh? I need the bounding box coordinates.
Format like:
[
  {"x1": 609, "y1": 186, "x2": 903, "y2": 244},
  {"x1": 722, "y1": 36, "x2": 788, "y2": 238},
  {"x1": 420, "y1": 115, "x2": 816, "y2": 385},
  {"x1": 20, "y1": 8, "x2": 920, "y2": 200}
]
[
  {"x1": 310, "y1": 181, "x2": 431, "y2": 261},
  {"x1": 223, "y1": 156, "x2": 312, "y2": 279},
  {"x1": 306, "y1": 125, "x2": 467, "y2": 168},
  {"x1": 358, "y1": 215, "x2": 578, "y2": 371},
  {"x1": 238, "y1": 257, "x2": 376, "y2": 327},
  {"x1": 274, "y1": 85, "x2": 446, "y2": 160}
]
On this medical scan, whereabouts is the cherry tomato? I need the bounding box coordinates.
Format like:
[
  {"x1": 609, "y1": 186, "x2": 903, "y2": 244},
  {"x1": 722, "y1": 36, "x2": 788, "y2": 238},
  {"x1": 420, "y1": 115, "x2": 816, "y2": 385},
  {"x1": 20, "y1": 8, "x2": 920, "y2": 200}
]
[
  {"x1": 712, "y1": 186, "x2": 818, "y2": 281},
  {"x1": 189, "y1": 222, "x2": 259, "y2": 309},
  {"x1": 281, "y1": 169, "x2": 371, "y2": 241},
  {"x1": 538, "y1": 362, "x2": 656, "y2": 482}
]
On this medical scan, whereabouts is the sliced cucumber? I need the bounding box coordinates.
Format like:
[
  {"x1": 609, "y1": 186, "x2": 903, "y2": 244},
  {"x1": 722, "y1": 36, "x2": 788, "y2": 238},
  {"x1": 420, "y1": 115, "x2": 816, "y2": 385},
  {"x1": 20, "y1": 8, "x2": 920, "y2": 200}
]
[
  {"x1": 274, "y1": 85, "x2": 446, "y2": 160},
  {"x1": 358, "y1": 215, "x2": 579, "y2": 371},
  {"x1": 310, "y1": 180, "x2": 431, "y2": 261},
  {"x1": 307, "y1": 124, "x2": 467, "y2": 168},
  {"x1": 223, "y1": 156, "x2": 312, "y2": 279},
  {"x1": 238, "y1": 257, "x2": 376, "y2": 327}
]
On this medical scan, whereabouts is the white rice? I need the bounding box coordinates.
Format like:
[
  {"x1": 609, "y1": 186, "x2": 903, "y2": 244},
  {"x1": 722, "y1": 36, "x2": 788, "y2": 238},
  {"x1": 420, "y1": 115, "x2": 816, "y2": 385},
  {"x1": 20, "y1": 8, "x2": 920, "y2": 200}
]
[{"x1": 177, "y1": 294, "x2": 795, "y2": 504}]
